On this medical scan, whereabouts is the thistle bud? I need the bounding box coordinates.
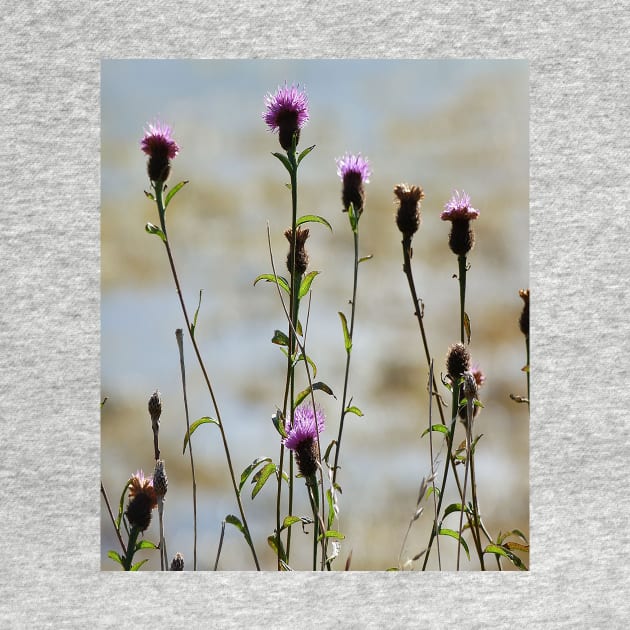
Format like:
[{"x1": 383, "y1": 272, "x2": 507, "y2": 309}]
[
  {"x1": 125, "y1": 471, "x2": 158, "y2": 532},
  {"x1": 152, "y1": 459, "x2": 168, "y2": 498},
  {"x1": 519, "y1": 289, "x2": 529, "y2": 340},
  {"x1": 394, "y1": 184, "x2": 424, "y2": 240},
  {"x1": 284, "y1": 226, "x2": 310, "y2": 277},
  {"x1": 446, "y1": 342, "x2": 471, "y2": 382}
]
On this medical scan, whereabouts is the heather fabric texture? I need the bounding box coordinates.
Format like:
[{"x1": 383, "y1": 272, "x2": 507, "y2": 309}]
[{"x1": 1, "y1": 2, "x2": 627, "y2": 629}]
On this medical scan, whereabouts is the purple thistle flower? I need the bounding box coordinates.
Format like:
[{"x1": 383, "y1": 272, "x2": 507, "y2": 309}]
[
  {"x1": 283, "y1": 404, "x2": 325, "y2": 477},
  {"x1": 440, "y1": 190, "x2": 479, "y2": 221},
  {"x1": 140, "y1": 120, "x2": 179, "y2": 182},
  {"x1": 336, "y1": 153, "x2": 371, "y2": 184},
  {"x1": 263, "y1": 83, "x2": 309, "y2": 150},
  {"x1": 336, "y1": 153, "x2": 371, "y2": 214},
  {"x1": 140, "y1": 120, "x2": 180, "y2": 159}
]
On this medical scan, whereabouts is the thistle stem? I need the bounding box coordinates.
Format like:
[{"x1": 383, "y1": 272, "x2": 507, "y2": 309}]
[{"x1": 154, "y1": 181, "x2": 260, "y2": 570}]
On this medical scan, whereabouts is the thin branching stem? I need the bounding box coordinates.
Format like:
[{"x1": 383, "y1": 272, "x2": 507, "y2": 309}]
[
  {"x1": 175, "y1": 328, "x2": 197, "y2": 570},
  {"x1": 101, "y1": 482, "x2": 126, "y2": 555},
  {"x1": 154, "y1": 181, "x2": 260, "y2": 570}
]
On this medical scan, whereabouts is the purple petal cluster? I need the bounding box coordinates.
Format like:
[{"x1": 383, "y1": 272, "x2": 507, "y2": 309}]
[
  {"x1": 263, "y1": 83, "x2": 309, "y2": 132},
  {"x1": 140, "y1": 120, "x2": 180, "y2": 159},
  {"x1": 440, "y1": 190, "x2": 479, "y2": 221},
  {"x1": 336, "y1": 153, "x2": 371, "y2": 184},
  {"x1": 283, "y1": 404, "x2": 325, "y2": 452}
]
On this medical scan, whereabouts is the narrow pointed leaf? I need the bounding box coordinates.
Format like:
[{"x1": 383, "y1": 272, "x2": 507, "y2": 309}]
[
  {"x1": 130, "y1": 559, "x2": 149, "y2": 571},
  {"x1": 145, "y1": 222, "x2": 166, "y2": 242},
  {"x1": 271, "y1": 330, "x2": 290, "y2": 346},
  {"x1": 164, "y1": 180, "x2": 189, "y2": 208},
  {"x1": 338, "y1": 311, "x2": 352, "y2": 352},
  {"x1": 144, "y1": 190, "x2": 155, "y2": 201},
  {"x1": 254, "y1": 273, "x2": 291, "y2": 295},
  {"x1": 421, "y1": 424, "x2": 451, "y2": 439},
  {"x1": 484, "y1": 544, "x2": 528, "y2": 570},
  {"x1": 116, "y1": 479, "x2": 132, "y2": 530},
  {"x1": 442, "y1": 502, "x2": 467, "y2": 519},
  {"x1": 183, "y1": 416, "x2": 219, "y2": 454},
  {"x1": 251, "y1": 462, "x2": 277, "y2": 499},
  {"x1": 299, "y1": 271, "x2": 320, "y2": 299},
  {"x1": 503, "y1": 541, "x2": 529, "y2": 553},
  {"x1": 296, "y1": 214, "x2": 332, "y2": 231},
  {"x1": 344, "y1": 405, "x2": 363, "y2": 417},
  {"x1": 108, "y1": 550, "x2": 123, "y2": 566},
  {"x1": 282, "y1": 516, "x2": 302, "y2": 530},
  {"x1": 297, "y1": 144, "x2": 316, "y2": 165},
  {"x1": 272, "y1": 410, "x2": 287, "y2": 438},
  {"x1": 239, "y1": 457, "x2": 272, "y2": 493},
  {"x1": 323, "y1": 530, "x2": 345, "y2": 540},
  {"x1": 439, "y1": 527, "x2": 470, "y2": 560},
  {"x1": 327, "y1": 489, "x2": 336, "y2": 529},
  {"x1": 135, "y1": 540, "x2": 158, "y2": 551},
  {"x1": 464, "y1": 311, "x2": 471, "y2": 344},
  {"x1": 294, "y1": 381, "x2": 335, "y2": 407},
  {"x1": 358, "y1": 254, "x2": 373, "y2": 263},
  {"x1": 296, "y1": 352, "x2": 317, "y2": 378},
  {"x1": 271, "y1": 151, "x2": 292, "y2": 173},
  {"x1": 190, "y1": 290, "x2": 203, "y2": 338}
]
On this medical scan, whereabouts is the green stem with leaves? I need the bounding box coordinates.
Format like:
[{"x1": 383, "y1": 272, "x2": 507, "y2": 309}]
[{"x1": 152, "y1": 180, "x2": 260, "y2": 570}]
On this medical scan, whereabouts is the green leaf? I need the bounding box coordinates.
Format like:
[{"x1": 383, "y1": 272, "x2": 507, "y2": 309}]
[
  {"x1": 299, "y1": 271, "x2": 320, "y2": 299},
  {"x1": 503, "y1": 541, "x2": 529, "y2": 553},
  {"x1": 326, "y1": 489, "x2": 336, "y2": 530},
  {"x1": 130, "y1": 559, "x2": 149, "y2": 571},
  {"x1": 239, "y1": 457, "x2": 272, "y2": 494},
  {"x1": 321, "y1": 530, "x2": 345, "y2": 540},
  {"x1": 348, "y1": 202, "x2": 359, "y2": 233},
  {"x1": 421, "y1": 424, "x2": 451, "y2": 439},
  {"x1": 254, "y1": 273, "x2": 291, "y2": 295},
  {"x1": 272, "y1": 410, "x2": 287, "y2": 438},
  {"x1": 282, "y1": 515, "x2": 302, "y2": 530},
  {"x1": 108, "y1": 550, "x2": 123, "y2": 566},
  {"x1": 294, "y1": 381, "x2": 335, "y2": 407},
  {"x1": 225, "y1": 514, "x2": 254, "y2": 549},
  {"x1": 296, "y1": 352, "x2": 317, "y2": 378},
  {"x1": 272, "y1": 151, "x2": 292, "y2": 174},
  {"x1": 144, "y1": 190, "x2": 155, "y2": 201},
  {"x1": 344, "y1": 405, "x2": 363, "y2": 417},
  {"x1": 251, "y1": 462, "x2": 277, "y2": 499},
  {"x1": 297, "y1": 144, "x2": 316, "y2": 165},
  {"x1": 145, "y1": 222, "x2": 166, "y2": 242},
  {"x1": 442, "y1": 502, "x2": 468, "y2": 520},
  {"x1": 338, "y1": 311, "x2": 352, "y2": 352},
  {"x1": 267, "y1": 534, "x2": 287, "y2": 562},
  {"x1": 182, "y1": 416, "x2": 219, "y2": 454},
  {"x1": 484, "y1": 544, "x2": 528, "y2": 570},
  {"x1": 438, "y1": 528, "x2": 470, "y2": 560},
  {"x1": 271, "y1": 330, "x2": 290, "y2": 346},
  {"x1": 358, "y1": 254, "x2": 373, "y2": 263},
  {"x1": 190, "y1": 290, "x2": 203, "y2": 339},
  {"x1": 296, "y1": 214, "x2": 332, "y2": 231},
  {"x1": 135, "y1": 539, "x2": 158, "y2": 551},
  {"x1": 323, "y1": 439, "x2": 337, "y2": 465},
  {"x1": 164, "y1": 180, "x2": 189, "y2": 208}
]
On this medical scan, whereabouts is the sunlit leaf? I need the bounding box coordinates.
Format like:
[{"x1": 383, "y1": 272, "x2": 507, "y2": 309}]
[
  {"x1": 135, "y1": 539, "x2": 158, "y2": 551},
  {"x1": 484, "y1": 544, "x2": 528, "y2": 570},
  {"x1": 464, "y1": 311, "x2": 471, "y2": 344},
  {"x1": 358, "y1": 254, "x2": 373, "y2": 263},
  {"x1": 282, "y1": 516, "x2": 302, "y2": 530},
  {"x1": 296, "y1": 214, "x2": 332, "y2": 231},
  {"x1": 164, "y1": 180, "x2": 189, "y2": 208},
  {"x1": 421, "y1": 424, "x2": 450, "y2": 439},
  {"x1": 108, "y1": 550, "x2": 123, "y2": 566},
  {"x1": 297, "y1": 144, "x2": 316, "y2": 165},
  {"x1": 442, "y1": 502, "x2": 468, "y2": 519},
  {"x1": 251, "y1": 462, "x2": 277, "y2": 499},
  {"x1": 338, "y1": 311, "x2": 352, "y2": 352},
  {"x1": 190, "y1": 290, "x2": 203, "y2": 339},
  {"x1": 130, "y1": 559, "x2": 149, "y2": 571},
  {"x1": 503, "y1": 541, "x2": 529, "y2": 553},
  {"x1": 272, "y1": 410, "x2": 287, "y2": 438},
  {"x1": 294, "y1": 381, "x2": 335, "y2": 407},
  {"x1": 296, "y1": 352, "x2": 317, "y2": 378},
  {"x1": 183, "y1": 417, "x2": 219, "y2": 454},
  {"x1": 238, "y1": 457, "x2": 272, "y2": 494},
  {"x1": 254, "y1": 273, "x2": 291, "y2": 295},
  {"x1": 299, "y1": 271, "x2": 320, "y2": 299},
  {"x1": 145, "y1": 222, "x2": 166, "y2": 242},
  {"x1": 438, "y1": 528, "x2": 470, "y2": 560},
  {"x1": 344, "y1": 406, "x2": 363, "y2": 417},
  {"x1": 322, "y1": 530, "x2": 345, "y2": 540},
  {"x1": 144, "y1": 190, "x2": 155, "y2": 201}
]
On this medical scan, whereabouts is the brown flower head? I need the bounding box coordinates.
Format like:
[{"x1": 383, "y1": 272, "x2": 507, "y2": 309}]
[
  {"x1": 284, "y1": 226, "x2": 310, "y2": 277},
  {"x1": 394, "y1": 184, "x2": 424, "y2": 240},
  {"x1": 125, "y1": 470, "x2": 158, "y2": 532}
]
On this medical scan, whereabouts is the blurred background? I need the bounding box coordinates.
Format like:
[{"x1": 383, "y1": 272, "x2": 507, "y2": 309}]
[{"x1": 101, "y1": 59, "x2": 528, "y2": 570}]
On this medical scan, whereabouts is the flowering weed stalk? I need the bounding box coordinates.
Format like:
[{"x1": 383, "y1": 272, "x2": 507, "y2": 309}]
[{"x1": 142, "y1": 120, "x2": 260, "y2": 570}]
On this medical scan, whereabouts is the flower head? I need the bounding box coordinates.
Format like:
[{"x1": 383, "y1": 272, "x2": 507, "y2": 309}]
[
  {"x1": 263, "y1": 83, "x2": 309, "y2": 150},
  {"x1": 336, "y1": 153, "x2": 371, "y2": 215},
  {"x1": 283, "y1": 404, "x2": 325, "y2": 477},
  {"x1": 440, "y1": 190, "x2": 479, "y2": 222},
  {"x1": 470, "y1": 362, "x2": 486, "y2": 388},
  {"x1": 394, "y1": 183, "x2": 424, "y2": 240},
  {"x1": 446, "y1": 342, "x2": 471, "y2": 382},
  {"x1": 284, "y1": 226, "x2": 310, "y2": 276},
  {"x1": 518, "y1": 289, "x2": 529, "y2": 339},
  {"x1": 125, "y1": 470, "x2": 158, "y2": 532},
  {"x1": 140, "y1": 120, "x2": 179, "y2": 182}
]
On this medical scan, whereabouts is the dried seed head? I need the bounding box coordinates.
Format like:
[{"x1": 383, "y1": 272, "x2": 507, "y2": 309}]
[
  {"x1": 284, "y1": 226, "x2": 310, "y2": 276},
  {"x1": 152, "y1": 459, "x2": 168, "y2": 498},
  {"x1": 148, "y1": 390, "x2": 162, "y2": 423},
  {"x1": 446, "y1": 342, "x2": 471, "y2": 381},
  {"x1": 126, "y1": 471, "x2": 158, "y2": 532},
  {"x1": 170, "y1": 552, "x2": 185, "y2": 571},
  {"x1": 394, "y1": 184, "x2": 424, "y2": 240}
]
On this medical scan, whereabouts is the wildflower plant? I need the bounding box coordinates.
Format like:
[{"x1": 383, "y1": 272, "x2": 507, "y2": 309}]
[{"x1": 101, "y1": 64, "x2": 528, "y2": 571}]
